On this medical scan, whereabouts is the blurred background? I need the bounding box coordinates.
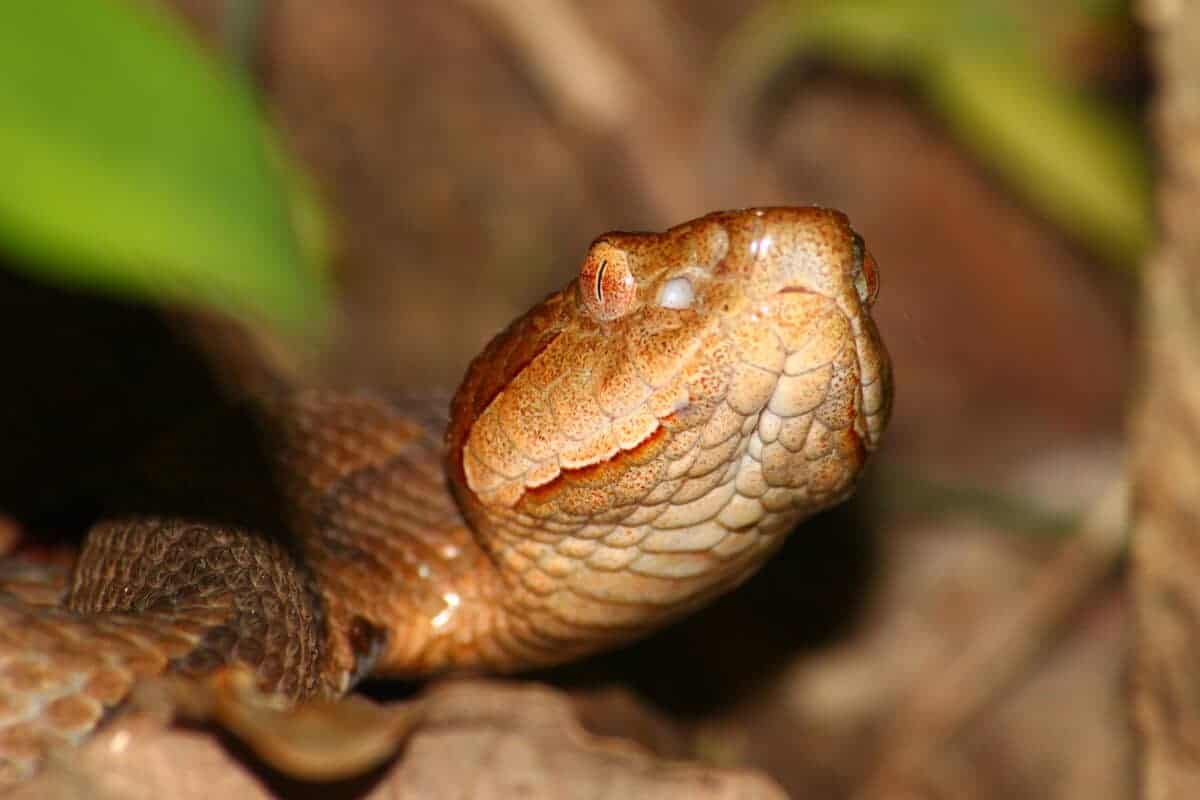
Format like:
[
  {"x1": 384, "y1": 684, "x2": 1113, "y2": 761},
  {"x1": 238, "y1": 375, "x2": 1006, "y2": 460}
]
[{"x1": 0, "y1": 1, "x2": 1146, "y2": 797}]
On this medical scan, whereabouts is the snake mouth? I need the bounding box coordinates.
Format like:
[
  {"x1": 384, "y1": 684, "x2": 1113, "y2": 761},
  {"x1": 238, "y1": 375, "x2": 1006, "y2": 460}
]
[{"x1": 773, "y1": 248, "x2": 876, "y2": 309}]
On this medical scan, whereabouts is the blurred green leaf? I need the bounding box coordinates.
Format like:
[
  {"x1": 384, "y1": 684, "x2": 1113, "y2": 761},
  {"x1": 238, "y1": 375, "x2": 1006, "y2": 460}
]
[
  {"x1": 720, "y1": 0, "x2": 1152, "y2": 269},
  {"x1": 877, "y1": 471, "x2": 1079, "y2": 540},
  {"x1": 927, "y1": 48, "x2": 1150, "y2": 265},
  {"x1": 222, "y1": 0, "x2": 264, "y2": 69},
  {"x1": 0, "y1": 0, "x2": 329, "y2": 333}
]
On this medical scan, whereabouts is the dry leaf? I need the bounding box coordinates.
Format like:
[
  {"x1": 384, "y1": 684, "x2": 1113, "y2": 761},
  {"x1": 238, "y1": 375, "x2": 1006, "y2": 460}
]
[{"x1": 15, "y1": 680, "x2": 785, "y2": 800}]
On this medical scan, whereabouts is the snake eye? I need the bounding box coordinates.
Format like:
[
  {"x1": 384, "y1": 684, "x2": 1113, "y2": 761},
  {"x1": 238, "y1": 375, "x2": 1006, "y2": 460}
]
[
  {"x1": 850, "y1": 232, "x2": 879, "y2": 307},
  {"x1": 579, "y1": 242, "x2": 637, "y2": 321}
]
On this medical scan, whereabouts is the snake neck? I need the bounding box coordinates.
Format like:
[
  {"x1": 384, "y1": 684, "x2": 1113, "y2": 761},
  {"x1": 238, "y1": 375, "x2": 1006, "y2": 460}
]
[{"x1": 260, "y1": 389, "x2": 515, "y2": 679}]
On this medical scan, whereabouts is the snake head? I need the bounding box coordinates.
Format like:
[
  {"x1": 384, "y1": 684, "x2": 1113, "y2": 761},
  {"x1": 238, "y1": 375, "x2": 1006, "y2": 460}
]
[
  {"x1": 446, "y1": 207, "x2": 891, "y2": 659},
  {"x1": 451, "y1": 207, "x2": 890, "y2": 505}
]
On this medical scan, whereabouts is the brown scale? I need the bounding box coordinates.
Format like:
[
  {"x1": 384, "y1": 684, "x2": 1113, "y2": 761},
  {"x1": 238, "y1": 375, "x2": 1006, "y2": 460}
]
[{"x1": 66, "y1": 518, "x2": 327, "y2": 699}]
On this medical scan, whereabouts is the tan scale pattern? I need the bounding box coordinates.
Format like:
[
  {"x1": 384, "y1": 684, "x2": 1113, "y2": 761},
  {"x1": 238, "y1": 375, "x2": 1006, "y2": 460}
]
[
  {"x1": 0, "y1": 207, "x2": 891, "y2": 784},
  {"x1": 447, "y1": 207, "x2": 891, "y2": 666}
]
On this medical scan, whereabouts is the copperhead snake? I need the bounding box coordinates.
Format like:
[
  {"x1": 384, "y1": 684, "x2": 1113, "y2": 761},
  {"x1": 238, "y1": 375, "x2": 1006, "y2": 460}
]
[{"x1": 0, "y1": 206, "x2": 891, "y2": 784}]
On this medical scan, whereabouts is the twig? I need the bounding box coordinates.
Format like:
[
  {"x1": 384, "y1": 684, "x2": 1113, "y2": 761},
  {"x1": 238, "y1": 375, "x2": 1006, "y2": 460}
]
[
  {"x1": 456, "y1": 0, "x2": 792, "y2": 224},
  {"x1": 854, "y1": 479, "x2": 1128, "y2": 798}
]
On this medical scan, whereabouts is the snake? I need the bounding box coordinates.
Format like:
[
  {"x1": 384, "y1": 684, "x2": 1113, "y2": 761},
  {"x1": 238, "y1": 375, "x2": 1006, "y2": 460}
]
[{"x1": 0, "y1": 206, "x2": 891, "y2": 784}]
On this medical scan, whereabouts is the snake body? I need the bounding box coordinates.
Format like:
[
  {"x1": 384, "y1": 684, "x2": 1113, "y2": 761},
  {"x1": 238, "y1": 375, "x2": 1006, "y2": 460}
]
[{"x1": 0, "y1": 207, "x2": 891, "y2": 783}]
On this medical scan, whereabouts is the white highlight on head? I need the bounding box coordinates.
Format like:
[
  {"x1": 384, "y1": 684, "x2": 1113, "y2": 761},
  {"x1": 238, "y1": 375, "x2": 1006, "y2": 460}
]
[
  {"x1": 749, "y1": 232, "x2": 773, "y2": 258},
  {"x1": 109, "y1": 730, "x2": 131, "y2": 755},
  {"x1": 431, "y1": 591, "x2": 461, "y2": 630},
  {"x1": 657, "y1": 276, "x2": 695, "y2": 309}
]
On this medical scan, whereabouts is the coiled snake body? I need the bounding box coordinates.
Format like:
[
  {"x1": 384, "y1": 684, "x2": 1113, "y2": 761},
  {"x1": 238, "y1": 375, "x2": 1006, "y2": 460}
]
[{"x1": 0, "y1": 207, "x2": 891, "y2": 783}]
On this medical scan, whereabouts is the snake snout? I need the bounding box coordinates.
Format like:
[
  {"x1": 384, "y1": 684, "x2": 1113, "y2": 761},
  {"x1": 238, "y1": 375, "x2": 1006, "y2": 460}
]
[
  {"x1": 713, "y1": 207, "x2": 869, "y2": 314},
  {"x1": 737, "y1": 208, "x2": 890, "y2": 459}
]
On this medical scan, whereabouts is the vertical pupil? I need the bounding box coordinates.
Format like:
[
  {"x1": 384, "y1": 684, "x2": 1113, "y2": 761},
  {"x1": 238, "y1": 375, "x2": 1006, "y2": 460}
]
[{"x1": 595, "y1": 259, "x2": 607, "y2": 302}]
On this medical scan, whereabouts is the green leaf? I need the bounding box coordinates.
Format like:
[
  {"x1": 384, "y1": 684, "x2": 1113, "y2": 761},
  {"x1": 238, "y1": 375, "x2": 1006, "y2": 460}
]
[
  {"x1": 719, "y1": 0, "x2": 1152, "y2": 270},
  {"x1": 927, "y1": 49, "x2": 1152, "y2": 267},
  {"x1": 717, "y1": 0, "x2": 935, "y2": 105},
  {"x1": 0, "y1": 0, "x2": 329, "y2": 333}
]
